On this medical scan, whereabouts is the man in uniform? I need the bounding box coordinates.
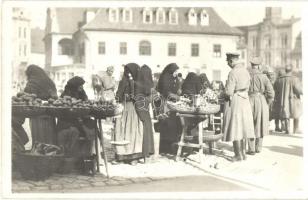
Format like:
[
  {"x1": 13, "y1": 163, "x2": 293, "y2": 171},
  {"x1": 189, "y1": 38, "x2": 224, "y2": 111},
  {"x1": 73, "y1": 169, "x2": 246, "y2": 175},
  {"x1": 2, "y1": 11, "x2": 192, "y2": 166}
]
[
  {"x1": 247, "y1": 57, "x2": 275, "y2": 155},
  {"x1": 222, "y1": 52, "x2": 255, "y2": 162},
  {"x1": 274, "y1": 64, "x2": 302, "y2": 134}
]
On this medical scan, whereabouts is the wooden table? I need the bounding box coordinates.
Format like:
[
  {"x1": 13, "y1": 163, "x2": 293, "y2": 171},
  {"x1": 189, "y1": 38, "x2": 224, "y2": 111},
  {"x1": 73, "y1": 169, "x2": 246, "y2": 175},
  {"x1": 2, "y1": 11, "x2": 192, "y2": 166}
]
[{"x1": 175, "y1": 112, "x2": 223, "y2": 163}]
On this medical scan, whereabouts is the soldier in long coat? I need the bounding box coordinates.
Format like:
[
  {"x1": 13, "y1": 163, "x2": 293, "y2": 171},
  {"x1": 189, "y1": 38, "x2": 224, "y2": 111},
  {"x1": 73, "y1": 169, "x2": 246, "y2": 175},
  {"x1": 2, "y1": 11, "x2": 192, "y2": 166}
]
[
  {"x1": 247, "y1": 58, "x2": 275, "y2": 154},
  {"x1": 273, "y1": 65, "x2": 302, "y2": 134},
  {"x1": 272, "y1": 69, "x2": 285, "y2": 132},
  {"x1": 223, "y1": 53, "x2": 255, "y2": 162}
]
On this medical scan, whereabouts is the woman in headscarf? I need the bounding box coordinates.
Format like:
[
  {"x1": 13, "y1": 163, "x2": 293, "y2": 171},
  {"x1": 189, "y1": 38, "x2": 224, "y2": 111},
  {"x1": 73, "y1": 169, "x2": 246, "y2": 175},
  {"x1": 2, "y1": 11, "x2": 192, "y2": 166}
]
[
  {"x1": 199, "y1": 73, "x2": 211, "y2": 95},
  {"x1": 56, "y1": 76, "x2": 96, "y2": 168},
  {"x1": 156, "y1": 63, "x2": 182, "y2": 154},
  {"x1": 114, "y1": 63, "x2": 144, "y2": 165},
  {"x1": 181, "y1": 72, "x2": 202, "y2": 97},
  {"x1": 24, "y1": 64, "x2": 57, "y2": 145},
  {"x1": 135, "y1": 64, "x2": 155, "y2": 162}
]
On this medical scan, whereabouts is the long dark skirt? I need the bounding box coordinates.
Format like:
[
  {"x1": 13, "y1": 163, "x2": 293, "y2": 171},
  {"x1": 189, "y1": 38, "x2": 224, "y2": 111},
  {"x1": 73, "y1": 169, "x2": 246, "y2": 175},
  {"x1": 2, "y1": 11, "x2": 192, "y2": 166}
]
[
  {"x1": 30, "y1": 115, "x2": 56, "y2": 145},
  {"x1": 159, "y1": 111, "x2": 182, "y2": 154}
]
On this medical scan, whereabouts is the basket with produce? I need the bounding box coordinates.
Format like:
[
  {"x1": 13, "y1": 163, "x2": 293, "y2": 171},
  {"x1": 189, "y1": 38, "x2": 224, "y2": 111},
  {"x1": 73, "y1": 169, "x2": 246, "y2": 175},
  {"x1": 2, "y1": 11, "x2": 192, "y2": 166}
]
[
  {"x1": 44, "y1": 96, "x2": 91, "y2": 118},
  {"x1": 91, "y1": 100, "x2": 123, "y2": 119},
  {"x1": 12, "y1": 92, "x2": 46, "y2": 117}
]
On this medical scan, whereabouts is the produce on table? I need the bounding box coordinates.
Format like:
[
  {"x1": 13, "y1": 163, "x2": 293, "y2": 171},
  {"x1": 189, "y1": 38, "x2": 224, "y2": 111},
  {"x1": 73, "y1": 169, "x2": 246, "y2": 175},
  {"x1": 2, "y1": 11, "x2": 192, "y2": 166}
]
[
  {"x1": 167, "y1": 88, "x2": 221, "y2": 114},
  {"x1": 12, "y1": 92, "x2": 123, "y2": 117}
]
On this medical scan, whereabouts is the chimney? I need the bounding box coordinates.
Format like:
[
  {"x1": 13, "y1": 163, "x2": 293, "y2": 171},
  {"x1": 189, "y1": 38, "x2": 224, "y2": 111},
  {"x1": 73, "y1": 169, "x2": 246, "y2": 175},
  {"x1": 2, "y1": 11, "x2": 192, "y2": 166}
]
[{"x1": 84, "y1": 10, "x2": 96, "y2": 23}]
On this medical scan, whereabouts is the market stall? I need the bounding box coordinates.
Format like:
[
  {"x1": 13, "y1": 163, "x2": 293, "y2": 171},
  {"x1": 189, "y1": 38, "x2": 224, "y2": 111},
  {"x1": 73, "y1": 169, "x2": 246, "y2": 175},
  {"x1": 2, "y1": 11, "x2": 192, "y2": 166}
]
[
  {"x1": 12, "y1": 92, "x2": 123, "y2": 179},
  {"x1": 166, "y1": 89, "x2": 224, "y2": 163}
]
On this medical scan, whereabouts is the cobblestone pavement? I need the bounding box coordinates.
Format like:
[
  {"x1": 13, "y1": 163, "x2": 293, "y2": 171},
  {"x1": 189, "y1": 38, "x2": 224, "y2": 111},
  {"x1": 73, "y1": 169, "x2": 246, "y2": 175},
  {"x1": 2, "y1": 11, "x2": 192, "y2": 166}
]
[
  {"x1": 12, "y1": 155, "x2": 209, "y2": 193},
  {"x1": 13, "y1": 120, "x2": 304, "y2": 193}
]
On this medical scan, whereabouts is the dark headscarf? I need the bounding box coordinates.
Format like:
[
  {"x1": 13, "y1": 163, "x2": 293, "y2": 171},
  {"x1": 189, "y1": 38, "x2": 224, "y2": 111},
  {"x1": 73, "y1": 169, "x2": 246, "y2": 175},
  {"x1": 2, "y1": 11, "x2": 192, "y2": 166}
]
[
  {"x1": 61, "y1": 76, "x2": 88, "y2": 100},
  {"x1": 124, "y1": 63, "x2": 140, "y2": 81},
  {"x1": 181, "y1": 72, "x2": 202, "y2": 96},
  {"x1": 116, "y1": 63, "x2": 140, "y2": 102},
  {"x1": 136, "y1": 65, "x2": 154, "y2": 96},
  {"x1": 157, "y1": 63, "x2": 179, "y2": 98},
  {"x1": 199, "y1": 73, "x2": 211, "y2": 90},
  {"x1": 24, "y1": 65, "x2": 57, "y2": 100}
]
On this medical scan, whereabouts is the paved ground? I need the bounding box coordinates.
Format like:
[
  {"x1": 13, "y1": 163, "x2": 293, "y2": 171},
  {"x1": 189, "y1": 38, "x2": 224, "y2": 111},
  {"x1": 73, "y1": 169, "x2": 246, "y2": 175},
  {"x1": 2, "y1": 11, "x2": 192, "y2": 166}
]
[{"x1": 13, "y1": 119, "x2": 304, "y2": 193}]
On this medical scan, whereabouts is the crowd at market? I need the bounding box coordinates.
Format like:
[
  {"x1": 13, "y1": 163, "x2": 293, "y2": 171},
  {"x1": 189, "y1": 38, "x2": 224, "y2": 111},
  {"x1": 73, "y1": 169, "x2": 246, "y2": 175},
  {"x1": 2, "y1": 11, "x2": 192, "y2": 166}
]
[{"x1": 11, "y1": 51, "x2": 303, "y2": 176}]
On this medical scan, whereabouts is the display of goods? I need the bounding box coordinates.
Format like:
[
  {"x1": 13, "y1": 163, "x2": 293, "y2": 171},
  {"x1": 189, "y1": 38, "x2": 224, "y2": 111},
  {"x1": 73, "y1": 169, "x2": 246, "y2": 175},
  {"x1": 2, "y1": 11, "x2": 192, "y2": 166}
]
[
  {"x1": 12, "y1": 92, "x2": 46, "y2": 117},
  {"x1": 91, "y1": 101, "x2": 123, "y2": 119},
  {"x1": 167, "y1": 97, "x2": 220, "y2": 115},
  {"x1": 12, "y1": 92, "x2": 44, "y2": 106}
]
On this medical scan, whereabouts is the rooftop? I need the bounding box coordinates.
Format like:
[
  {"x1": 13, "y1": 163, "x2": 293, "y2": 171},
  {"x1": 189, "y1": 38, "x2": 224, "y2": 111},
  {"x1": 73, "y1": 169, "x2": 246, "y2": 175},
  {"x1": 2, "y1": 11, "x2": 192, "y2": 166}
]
[{"x1": 79, "y1": 7, "x2": 242, "y2": 36}]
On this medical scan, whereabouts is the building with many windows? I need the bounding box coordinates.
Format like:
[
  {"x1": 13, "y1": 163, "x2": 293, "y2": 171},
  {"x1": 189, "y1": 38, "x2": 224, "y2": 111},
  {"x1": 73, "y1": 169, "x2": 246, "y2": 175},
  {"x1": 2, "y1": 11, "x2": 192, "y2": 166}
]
[
  {"x1": 12, "y1": 8, "x2": 31, "y2": 83},
  {"x1": 237, "y1": 7, "x2": 301, "y2": 71},
  {"x1": 44, "y1": 7, "x2": 243, "y2": 92}
]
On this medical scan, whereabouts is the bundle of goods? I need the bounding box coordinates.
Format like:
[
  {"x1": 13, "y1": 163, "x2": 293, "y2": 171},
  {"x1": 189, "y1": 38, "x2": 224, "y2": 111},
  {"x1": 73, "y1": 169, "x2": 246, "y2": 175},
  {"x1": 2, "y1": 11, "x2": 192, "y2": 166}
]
[
  {"x1": 90, "y1": 99, "x2": 123, "y2": 119},
  {"x1": 12, "y1": 92, "x2": 47, "y2": 117},
  {"x1": 43, "y1": 96, "x2": 91, "y2": 118},
  {"x1": 167, "y1": 89, "x2": 220, "y2": 115},
  {"x1": 14, "y1": 142, "x2": 63, "y2": 181}
]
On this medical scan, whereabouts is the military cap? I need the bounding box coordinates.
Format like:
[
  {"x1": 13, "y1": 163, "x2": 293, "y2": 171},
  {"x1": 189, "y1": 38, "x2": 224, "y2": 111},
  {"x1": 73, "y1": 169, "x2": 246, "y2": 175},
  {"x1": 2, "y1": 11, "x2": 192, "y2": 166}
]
[
  {"x1": 250, "y1": 57, "x2": 262, "y2": 65},
  {"x1": 226, "y1": 52, "x2": 240, "y2": 59}
]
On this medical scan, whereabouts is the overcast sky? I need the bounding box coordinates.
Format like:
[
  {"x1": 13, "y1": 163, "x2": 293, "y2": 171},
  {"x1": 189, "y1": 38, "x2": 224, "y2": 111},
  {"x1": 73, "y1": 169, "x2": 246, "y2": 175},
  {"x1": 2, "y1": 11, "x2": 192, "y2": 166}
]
[{"x1": 29, "y1": 6, "x2": 301, "y2": 29}]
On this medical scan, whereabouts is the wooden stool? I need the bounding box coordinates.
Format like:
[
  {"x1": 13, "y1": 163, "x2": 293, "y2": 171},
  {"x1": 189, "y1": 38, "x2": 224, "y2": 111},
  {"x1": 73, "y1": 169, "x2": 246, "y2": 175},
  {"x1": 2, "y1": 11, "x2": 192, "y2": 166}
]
[{"x1": 175, "y1": 113, "x2": 208, "y2": 163}]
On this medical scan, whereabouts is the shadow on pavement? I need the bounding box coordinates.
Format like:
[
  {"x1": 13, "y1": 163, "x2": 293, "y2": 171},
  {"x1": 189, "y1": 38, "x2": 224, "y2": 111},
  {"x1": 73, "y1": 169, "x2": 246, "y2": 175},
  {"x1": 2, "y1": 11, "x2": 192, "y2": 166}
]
[
  {"x1": 264, "y1": 145, "x2": 303, "y2": 157},
  {"x1": 269, "y1": 132, "x2": 303, "y2": 139}
]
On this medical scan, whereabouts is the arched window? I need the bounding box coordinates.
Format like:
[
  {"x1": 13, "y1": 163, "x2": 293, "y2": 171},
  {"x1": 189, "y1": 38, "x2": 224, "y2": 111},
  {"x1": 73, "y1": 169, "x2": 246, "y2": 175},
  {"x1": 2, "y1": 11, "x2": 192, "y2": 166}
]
[
  {"x1": 122, "y1": 8, "x2": 132, "y2": 23},
  {"x1": 109, "y1": 8, "x2": 119, "y2": 22},
  {"x1": 139, "y1": 40, "x2": 151, "y2": 55},
  {"x1": 143, "y1": 8, "x2": 153, "y2": 24},
  {"x1": 58, "y1": 38, "x2": 74, "y2": 55},
  {"x1": 188, "y1": 8, "x2": 197, "y2": 25},
  {"x1": 200, "y1": 9, "x2": 209, "y2": 26},
  {"x1": 156, "y1": 8, "x2": 165, "y2": 24},
  {"x1": 169, "y1": 8, "x2": 178, "y2": 25}
]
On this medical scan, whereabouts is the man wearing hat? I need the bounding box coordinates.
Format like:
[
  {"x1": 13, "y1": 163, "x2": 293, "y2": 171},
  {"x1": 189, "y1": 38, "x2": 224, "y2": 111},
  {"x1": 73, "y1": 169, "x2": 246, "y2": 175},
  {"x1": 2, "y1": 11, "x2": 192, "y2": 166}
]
[
  {"x1": 98, "y1": 66, "x2": 116, "y2": 101},
  {"x1": 273, "y1": 64, "x2": 302, "y2": 134},
  {"x1": 222, "y1": 52, "x2": 255, "y2": 162},
  {"x1": 247, "y1": 57, "x2": 275, "y2": 155}
]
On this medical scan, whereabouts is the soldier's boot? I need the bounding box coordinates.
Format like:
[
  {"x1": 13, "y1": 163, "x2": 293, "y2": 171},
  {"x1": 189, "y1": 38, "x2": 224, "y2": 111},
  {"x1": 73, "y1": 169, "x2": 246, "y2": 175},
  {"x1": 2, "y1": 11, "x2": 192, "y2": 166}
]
[
  {"x1": 232, "y1": 141, "x2": 242, "y2": 162},
  {"x1": 285, "y1": 119, "x2": 290, "y2": 134},
  {"x1": 255, "y1": 138, "x2": 263, "y2": 153},
  {"x1": 293, "y1": 118, "x2": 300, "y2": 133},
  {"x1": 240, "y1": 139, "x2": 247, "y2": 160},
  {"x1": 275, "y1": 119, "x2": 281, "y2": 132}
]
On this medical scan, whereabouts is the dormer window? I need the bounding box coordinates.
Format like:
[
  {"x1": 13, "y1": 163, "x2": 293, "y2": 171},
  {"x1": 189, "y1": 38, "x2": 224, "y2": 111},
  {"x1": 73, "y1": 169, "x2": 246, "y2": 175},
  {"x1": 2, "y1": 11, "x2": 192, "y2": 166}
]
[
  {"x1": 169, "y1": 8, "x2": 178, "y2": 25},
  {"x1": 109, "y1": 8, "x2": 119, "y2": 22},
  {"x1": 143, "y1": 8, "x2": 153, "y2": 24},
  {"x1": 188, "y1": 8, "x2": 197, "y2": 25},
  {"x1": 122, "y1": 8, "x2": 132, "y2": 23},
  {"x1": 200, "y1": 9, "x2": 209, "y2": 26},
  {"x1": 156, "y1": 8, "x2": 165, "y2": 24}
]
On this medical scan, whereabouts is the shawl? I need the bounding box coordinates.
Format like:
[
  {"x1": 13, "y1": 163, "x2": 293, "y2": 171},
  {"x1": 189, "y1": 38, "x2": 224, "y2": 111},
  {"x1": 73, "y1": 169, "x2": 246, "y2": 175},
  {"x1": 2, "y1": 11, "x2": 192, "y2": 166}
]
[
  {"x1": 61, "y1": 76, "x2": 88, "y2": 100},
  {"x1": 24, "y1": 65, "x2": 57, "y2": 100}
]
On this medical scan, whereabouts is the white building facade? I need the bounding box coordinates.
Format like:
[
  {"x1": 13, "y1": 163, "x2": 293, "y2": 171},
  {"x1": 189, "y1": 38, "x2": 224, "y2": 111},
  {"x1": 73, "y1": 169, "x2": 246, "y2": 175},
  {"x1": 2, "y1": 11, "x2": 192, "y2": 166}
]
[
  {"x1": 12, "y1": 8, "x2": 31, "y2": 83},
  {"x1": 45, "y1": 7, "x2": 243, "y2": 93}
]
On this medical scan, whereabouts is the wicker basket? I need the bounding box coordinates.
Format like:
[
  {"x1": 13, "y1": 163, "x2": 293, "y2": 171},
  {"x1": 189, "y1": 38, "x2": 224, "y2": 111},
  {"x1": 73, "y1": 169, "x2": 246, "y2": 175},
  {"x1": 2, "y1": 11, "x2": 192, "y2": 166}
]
[
  {"x1": 91, "y1": 107, "x2": 123, "y2": 119},
  {"x1": 14, "y1": 151, "x2": 64, "y2": 181},
  {"x1": 167, "y1": 103, "x2": 220, "y2": 115},
  {"x1": 12, "y1": 105, "x2": 46, "y2": 117}
]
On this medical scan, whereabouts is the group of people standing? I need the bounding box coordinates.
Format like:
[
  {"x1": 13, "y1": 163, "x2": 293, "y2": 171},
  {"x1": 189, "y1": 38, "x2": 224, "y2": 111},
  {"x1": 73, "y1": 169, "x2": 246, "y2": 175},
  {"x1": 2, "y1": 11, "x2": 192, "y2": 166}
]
[
  {"x1": 12, "y1": 54, "x2": 302, "y2": 169},
  {"x1": 222, "y1": 52, "x2": 302, "y2": 162}
]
